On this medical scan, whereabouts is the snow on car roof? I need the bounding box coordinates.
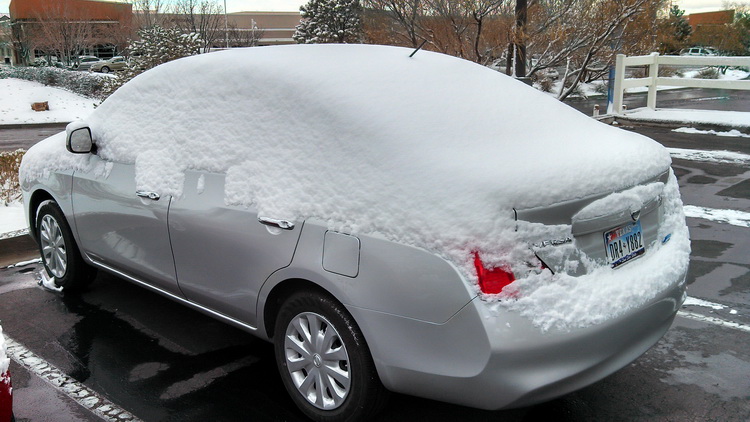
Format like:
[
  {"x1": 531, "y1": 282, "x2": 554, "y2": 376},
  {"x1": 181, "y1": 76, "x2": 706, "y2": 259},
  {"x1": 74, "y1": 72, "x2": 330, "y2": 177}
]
[{"x1": 21, "y1": 45, "x2": 688, "y2": 330}]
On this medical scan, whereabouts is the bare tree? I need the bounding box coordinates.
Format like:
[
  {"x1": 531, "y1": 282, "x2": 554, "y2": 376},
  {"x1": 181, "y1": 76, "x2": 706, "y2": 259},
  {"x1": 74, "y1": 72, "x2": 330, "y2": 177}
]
[
  {"x1": 30, "y1": 2, "x2": 95, "y2": 65},
  {"x1": 171, "y1": 0, "x2": 225, "y2": 53},
  {"x1": 524, "y1": 0, "x2": 662, "y2": 100},
  {"x1": 130, "y1": 0, "x2": 169, "y2": 30},
  {"x1": 364, "y1": 0, "x2": 511, "y2": 64},
  {"x1": 225, "y1": 22, "x2": 265, "y2": 47}
]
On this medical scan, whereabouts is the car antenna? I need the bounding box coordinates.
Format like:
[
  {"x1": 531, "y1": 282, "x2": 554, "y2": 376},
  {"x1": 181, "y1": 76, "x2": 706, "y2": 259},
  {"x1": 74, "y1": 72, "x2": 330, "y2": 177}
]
[{"x1": 409, "y1": 40, "x2": 428, "y2": 58}]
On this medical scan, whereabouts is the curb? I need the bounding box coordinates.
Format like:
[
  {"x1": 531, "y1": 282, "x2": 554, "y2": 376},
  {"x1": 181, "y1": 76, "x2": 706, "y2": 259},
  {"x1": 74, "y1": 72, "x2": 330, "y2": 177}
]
[
  {"x1": 594, "y1": 113, "x2": 750, "y2": 135},
  {"x1": 0, "y1": 122, "x2": 69, "y2": 130}
]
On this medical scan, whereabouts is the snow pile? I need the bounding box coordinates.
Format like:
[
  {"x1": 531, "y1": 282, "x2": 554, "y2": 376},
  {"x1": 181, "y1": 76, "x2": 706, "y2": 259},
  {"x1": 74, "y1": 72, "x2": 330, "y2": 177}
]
[
  {"x1": 683, "y1": 205, "x2": 750, "y2": 228},
  {"x1": 673, "y1": 127, "x2": 750, "y2": 138},
  {"x1": 668, "y1": 147, "x2": 750, "y2": 165},
  {"x1": 0, "y1": 325, "x2": 9, "y2": 375},
  {"x1": 21, "y1": 45, "x2": 685, "y2": 330},
  {"x1": 0, "y1": 78, "x2": 95, "y2": 124},
  {"x1": 0, "y1": 202, "x2": 26, "y2": 237},
  {"x1": 625, "y1": 108, "x2": 750, "y2": 128}
]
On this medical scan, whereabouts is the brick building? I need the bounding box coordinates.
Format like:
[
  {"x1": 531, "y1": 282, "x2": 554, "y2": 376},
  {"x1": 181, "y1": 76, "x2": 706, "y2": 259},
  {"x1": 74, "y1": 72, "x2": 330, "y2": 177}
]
[{"x1": 9, "y1": 0, "x2": 132, "y2": 65}]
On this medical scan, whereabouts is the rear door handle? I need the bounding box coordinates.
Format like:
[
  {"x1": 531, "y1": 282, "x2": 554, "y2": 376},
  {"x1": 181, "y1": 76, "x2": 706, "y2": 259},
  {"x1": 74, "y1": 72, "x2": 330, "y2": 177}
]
[
  {"x1": 258, "y1": 217, "x2": 294, "y2": 230},
  {"x1": 136, "y1": 191, "x2": 160, "y2": 200}
]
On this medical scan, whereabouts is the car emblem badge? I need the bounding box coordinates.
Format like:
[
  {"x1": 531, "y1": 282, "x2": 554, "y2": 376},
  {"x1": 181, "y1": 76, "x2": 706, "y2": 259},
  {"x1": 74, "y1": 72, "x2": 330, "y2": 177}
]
[{"x1": 630, "y1": 208, "x2": 641, "y2": 222}]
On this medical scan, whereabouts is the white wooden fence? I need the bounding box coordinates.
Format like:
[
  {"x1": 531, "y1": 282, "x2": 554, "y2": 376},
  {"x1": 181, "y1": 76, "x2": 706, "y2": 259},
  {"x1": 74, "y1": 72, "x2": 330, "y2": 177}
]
[{"x1": 612, "y1": 53, "x2": 750, "y2": 114}]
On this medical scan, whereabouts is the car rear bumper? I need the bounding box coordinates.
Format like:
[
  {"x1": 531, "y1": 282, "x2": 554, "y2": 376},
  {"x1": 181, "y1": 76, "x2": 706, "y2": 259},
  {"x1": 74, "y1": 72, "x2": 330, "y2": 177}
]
[{"x1": 350, "y1": 267, "x2": 686, "y2": 410}]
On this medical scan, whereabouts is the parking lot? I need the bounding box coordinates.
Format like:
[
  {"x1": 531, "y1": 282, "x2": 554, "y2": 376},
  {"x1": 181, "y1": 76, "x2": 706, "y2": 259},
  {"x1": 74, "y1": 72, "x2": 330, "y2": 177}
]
[{"x1": 1, "y1": 123, "x2": 749, "y2": 421}]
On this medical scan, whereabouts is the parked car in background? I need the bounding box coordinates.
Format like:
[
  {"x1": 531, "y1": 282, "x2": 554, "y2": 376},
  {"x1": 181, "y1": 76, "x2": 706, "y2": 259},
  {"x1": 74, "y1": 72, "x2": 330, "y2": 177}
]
[
  {"x1": 679, "y1": 46, "x2": 718, "y2": 56},
  {"x1": 20, "y1": 45, "x2": 690, "y2": 422},
  {"x1": 90, "y1": 56, "x2": 127, "y2": 73},
  {"x1": 73, "y1": 55, "x2": 102, "y2": 71},
  {"x1": 1, "y1": 325, "x2": 13, "y2": 422}
]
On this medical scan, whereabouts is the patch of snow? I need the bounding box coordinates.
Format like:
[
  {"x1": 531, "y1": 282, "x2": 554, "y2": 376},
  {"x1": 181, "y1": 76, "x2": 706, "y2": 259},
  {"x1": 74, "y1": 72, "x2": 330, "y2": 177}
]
[
  {"x1": 673, "y1": 127, "x2": 750, "y2": 138},
  {"x1": 21, "y1": 45, "x2": 686, "y2": 330},
  {"x1": 0, "y1": 78, "x2": 95, "y2": 124},
  {"x1": 667, "y1": 147, "x2": 750, "y2": 165},
  {"x1": 3, "y1": 258, "x2": 42, "y2": 269},
  {"x1": 0, "y1": 201, "x2": 27, "y2": 236},
  {"x1": 625, "y1": 108, "x2": 750, "y2": 128},
  {"x1": 38, "y1": 270, "x2": 63, "y2": 292},
  {"x1": 683, "y1": 296, "x2": 726, "y2": 310},
  {"x1": 573, "y1": 182, "x2": 664, "y2": 221},
  {"x1": 683, "y1": 205, "x2": 750, "y2": 228}
]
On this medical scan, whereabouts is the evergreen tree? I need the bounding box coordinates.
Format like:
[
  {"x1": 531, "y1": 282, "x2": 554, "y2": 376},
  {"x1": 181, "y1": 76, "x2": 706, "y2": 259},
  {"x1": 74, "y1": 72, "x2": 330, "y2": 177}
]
[
  {"x1": 102, "y1": 26, "x2": 202, "y2": 98},
  {"x1": 669, "y1": 5, "x2": 692, "y2": 43},
  {"x1": 294, "y1": 0, "x2": 363, "y2": 44},
  {"x1": 658, "y1": 5, "x2": 692, "y2": 53}
]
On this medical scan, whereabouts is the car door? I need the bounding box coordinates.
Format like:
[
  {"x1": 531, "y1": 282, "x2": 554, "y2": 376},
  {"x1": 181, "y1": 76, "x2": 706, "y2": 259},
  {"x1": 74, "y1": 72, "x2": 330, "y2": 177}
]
[
  {"x1": 168, "y1": 170, "x2": 302, "y2": 327},
  {"x1": 72, "y1": 154, "x2": 180, "y2": 296}
]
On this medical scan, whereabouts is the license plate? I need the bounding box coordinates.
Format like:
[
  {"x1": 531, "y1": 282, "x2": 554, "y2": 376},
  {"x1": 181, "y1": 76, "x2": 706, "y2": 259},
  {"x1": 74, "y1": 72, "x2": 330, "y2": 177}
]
[{"x1": 604, "y1": 220, "x2": 645, "y2": 268}]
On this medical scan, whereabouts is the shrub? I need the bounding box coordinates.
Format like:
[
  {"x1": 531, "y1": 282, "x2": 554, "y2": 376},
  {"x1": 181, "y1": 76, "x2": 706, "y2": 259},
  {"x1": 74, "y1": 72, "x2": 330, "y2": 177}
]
[
  {"x1": 0, "y1": 149, "x2": 24, "y2": 206},
  {"x1": 538, "y1": 77, "x2": 554, "y2": 92},
  {"x1": 696, "y1": 67, "x2": 719, "y2": 79},
  {"x1": 0, "y1": 66, "x2": 109, "y2": 100}
]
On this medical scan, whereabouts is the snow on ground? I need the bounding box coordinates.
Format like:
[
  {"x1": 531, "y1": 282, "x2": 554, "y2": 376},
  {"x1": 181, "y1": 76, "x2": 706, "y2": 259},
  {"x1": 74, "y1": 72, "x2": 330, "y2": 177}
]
[
  {"x1": 667, "y1": 147, "x2": 750, "y2": 165},
  {"x1": 0, "y1": 202, "x2": 26, "y2": 237},
  {"x1": 0, "y1": 78, "x2": 95, "y2": 125},
  {"x1": 624, "y1": 108, "x2": 750, "y2": 129},
  {"x1": 683, "y1": 205, "x2": 750, "y2": 228},
  {"x1": 673, "y1": 127, "x2": 750, "y2": 138}
]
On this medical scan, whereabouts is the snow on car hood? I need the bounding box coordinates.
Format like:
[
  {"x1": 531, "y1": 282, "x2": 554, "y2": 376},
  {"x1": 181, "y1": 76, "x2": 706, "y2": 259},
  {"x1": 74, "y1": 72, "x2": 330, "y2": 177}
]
[{"x1": 21, "y1": 45, "x2": 687, "y2": 330}]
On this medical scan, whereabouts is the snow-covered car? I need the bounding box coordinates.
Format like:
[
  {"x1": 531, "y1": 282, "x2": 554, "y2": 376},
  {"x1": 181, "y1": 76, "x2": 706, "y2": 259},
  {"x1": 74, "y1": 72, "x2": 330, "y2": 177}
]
[
  {"x1": 20, "y1": 45, "x2": 690, "y2": 421},
  {"x1": 679, "y1": 46, "x2": 718, "y2": 56},
  {"x1": 90, "y1": 56, "x2": 127, "y2": 73},
  {"x1": 0, "y1": 325, "x2": 12, "y2": 422}
]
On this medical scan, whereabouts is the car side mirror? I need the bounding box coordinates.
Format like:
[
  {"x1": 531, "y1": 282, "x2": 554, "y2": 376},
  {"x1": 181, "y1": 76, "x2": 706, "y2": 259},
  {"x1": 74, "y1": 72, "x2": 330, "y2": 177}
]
[{"x1": 66, "y1": 122, "x2": 94, "y2": 154}]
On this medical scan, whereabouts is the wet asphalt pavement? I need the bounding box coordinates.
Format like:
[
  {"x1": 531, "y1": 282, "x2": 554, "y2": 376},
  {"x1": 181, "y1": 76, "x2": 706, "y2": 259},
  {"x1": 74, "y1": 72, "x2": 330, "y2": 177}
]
[{"x1": 1, "y1": 121, "x2": 749, "y2": 421}]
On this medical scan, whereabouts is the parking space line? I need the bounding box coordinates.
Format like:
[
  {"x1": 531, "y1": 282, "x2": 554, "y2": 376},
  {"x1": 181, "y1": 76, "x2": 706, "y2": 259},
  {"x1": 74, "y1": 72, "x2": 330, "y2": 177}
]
[
  {"x1": 5, "y1": 336, "x2": 142, "y2": 422},
  {"x1": 677, "y1": 310, "x2": 750, "y2": 334}
]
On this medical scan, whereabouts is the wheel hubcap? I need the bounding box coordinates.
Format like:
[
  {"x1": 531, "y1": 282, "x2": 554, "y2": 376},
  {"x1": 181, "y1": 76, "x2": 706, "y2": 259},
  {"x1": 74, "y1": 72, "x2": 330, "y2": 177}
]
[
  {"x1": 284, "y1": 312, "x2": 350, "y2": 410},
  {"x1": 40, "y1": 214, "x2": 67, "y2": 278}
]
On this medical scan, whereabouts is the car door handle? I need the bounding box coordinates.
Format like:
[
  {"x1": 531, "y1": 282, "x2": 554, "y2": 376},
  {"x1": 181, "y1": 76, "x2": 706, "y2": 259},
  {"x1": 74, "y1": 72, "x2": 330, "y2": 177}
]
[
  {"x1": 136, "y1": 191, "x2": 160, "y2": 200},
  {"x1": 258, "y1": 217, "x2": 294, "y2": 230}
]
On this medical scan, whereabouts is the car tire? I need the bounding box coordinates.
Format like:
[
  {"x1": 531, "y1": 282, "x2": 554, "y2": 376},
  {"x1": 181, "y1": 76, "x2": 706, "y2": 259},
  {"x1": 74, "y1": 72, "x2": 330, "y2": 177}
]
[
  {"x1": 101, "y1": 66, "x2": 110, "y2": 73},
  {"x1": 274, "y1": 291, "x2": 388, "y2": 422},
  {"x1": 36, "y1": 201, "x2": 96, "y2": 290}
]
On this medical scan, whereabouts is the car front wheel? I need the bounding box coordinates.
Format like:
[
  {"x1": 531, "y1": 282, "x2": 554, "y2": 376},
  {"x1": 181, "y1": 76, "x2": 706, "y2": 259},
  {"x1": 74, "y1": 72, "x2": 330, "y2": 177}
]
[
  {"x1": 101, "y1": 66, "x2": 110, "y2": 73},
  {"x1": 274, "y1": 291, "x2": 388, "y2": 422},
  {"x1": 36, "y1": 201, "x2": 95, "y2": 289}
]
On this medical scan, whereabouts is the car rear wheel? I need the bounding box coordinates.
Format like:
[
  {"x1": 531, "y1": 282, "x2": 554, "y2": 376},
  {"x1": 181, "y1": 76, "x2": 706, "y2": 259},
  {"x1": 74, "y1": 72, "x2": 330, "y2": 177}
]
[
  {"x1": 274, "y1": 291, "x2": 388, "y2": 422},
  {"x1": 101, "y1": 66, "x2": 110, "y2": 73},
  {"x1": 36, "y1": 201, "x2": 96, "y2": 289}
]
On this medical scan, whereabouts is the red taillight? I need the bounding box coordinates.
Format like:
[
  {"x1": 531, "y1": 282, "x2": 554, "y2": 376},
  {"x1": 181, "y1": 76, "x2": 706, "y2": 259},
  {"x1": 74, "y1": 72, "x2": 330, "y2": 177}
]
[{"x1": 473, "y1": 252, "x2": 515, "y2": 294}]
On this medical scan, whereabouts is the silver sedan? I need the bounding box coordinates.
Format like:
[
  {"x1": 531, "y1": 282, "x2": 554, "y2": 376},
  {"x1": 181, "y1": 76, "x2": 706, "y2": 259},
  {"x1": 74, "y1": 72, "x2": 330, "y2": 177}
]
[{"x1": 21, "y1": 45, "x2": 689, "y2": 421}]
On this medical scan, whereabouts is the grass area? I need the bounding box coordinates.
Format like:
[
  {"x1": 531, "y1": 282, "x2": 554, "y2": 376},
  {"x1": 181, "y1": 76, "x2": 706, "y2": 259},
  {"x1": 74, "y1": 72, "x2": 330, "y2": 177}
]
[{"x1": 1, "y1": 149, "x2": 24, "y2": 206}]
